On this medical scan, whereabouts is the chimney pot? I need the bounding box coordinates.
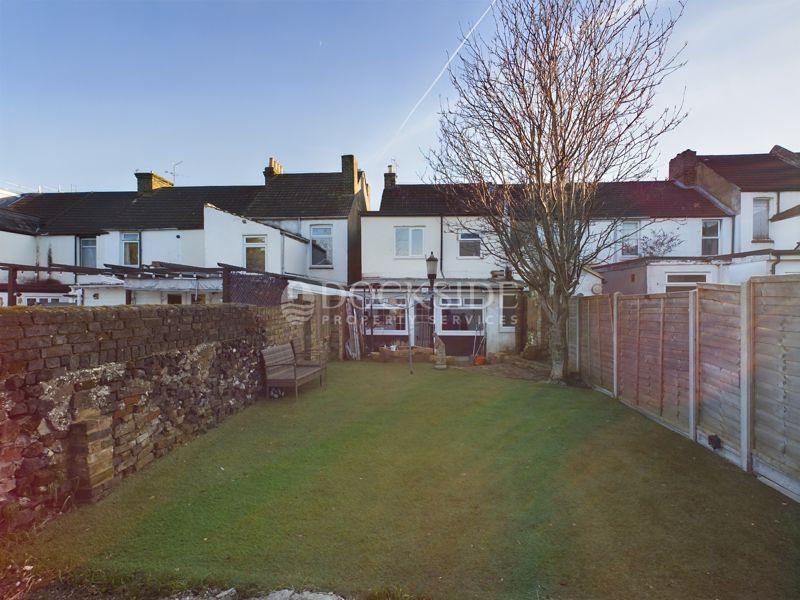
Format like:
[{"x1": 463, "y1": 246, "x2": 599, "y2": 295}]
[
  {"x1": 135, "y1": 171, "x2": 174, "y2": 193},
  {"x1": 264, "y1": 156, "x2": 283, "y2": 183}
]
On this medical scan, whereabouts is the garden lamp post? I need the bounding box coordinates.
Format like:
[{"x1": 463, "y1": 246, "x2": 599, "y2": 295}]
[
  {"x1": 426, "y1": 252, "x2": 438, "y2": 290},
  {"x1": 426, "y1": 252, "x2": 438, "y2": 343}
]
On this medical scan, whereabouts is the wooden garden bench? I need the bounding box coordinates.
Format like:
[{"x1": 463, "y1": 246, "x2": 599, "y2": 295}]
[{"x1": 262, "y1": 342, "x2": 326, "y2": 398}]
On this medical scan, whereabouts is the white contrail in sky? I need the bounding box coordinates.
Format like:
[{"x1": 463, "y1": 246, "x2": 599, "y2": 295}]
[{"x1": 395, "y1": 0, "x2": 497, "y2": 136}]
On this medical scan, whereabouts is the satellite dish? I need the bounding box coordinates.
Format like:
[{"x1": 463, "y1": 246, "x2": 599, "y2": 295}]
[{"x1": 591, "y1": 283, "x2": 603, "y2": 295}]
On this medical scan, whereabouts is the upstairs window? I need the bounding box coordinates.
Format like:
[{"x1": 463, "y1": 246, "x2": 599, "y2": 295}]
[
  {"x1": 619, "y1": 221, "x2": 639, "y2": 257},
  {"x1": 701, "y1": 220, "x2": 720, "y2": 256},
  {"x1": 78, "y1": 236, "x2": 97, "y2": 268},
  {"x1": 395, "y1": 226, "x2": 424, "y2": 257},
  {"x1": 753, "y1": 198, "x2": 771, "y2": 241},
  {"x1": 244, "y1": 235, "x2": 267, "y2": 272},
  {"x1": 458, "y1": 232, "x2": 481, "y2": 257},
  {"x1": 310, "y1": 225, "x2": 333, "y2": 267},
  {"x1": 121, "y1": 232, "x2": 140, "y2": 266}
]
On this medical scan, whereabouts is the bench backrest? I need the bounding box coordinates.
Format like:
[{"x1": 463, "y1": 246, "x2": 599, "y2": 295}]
[{"x1": 262, "y1": 343, "x2": 296, "y2": 366}]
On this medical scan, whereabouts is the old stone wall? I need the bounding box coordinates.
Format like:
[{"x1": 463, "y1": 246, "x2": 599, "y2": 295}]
[{"x1": 0, "y1": 301, "x2": 319, "y2": 530}]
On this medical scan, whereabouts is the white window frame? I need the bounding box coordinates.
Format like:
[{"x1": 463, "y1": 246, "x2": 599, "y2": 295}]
[
  {"x1": 665, "y1": 272, "x2": 708, "y2": 293},
  {"x1": 436, "y1": 295, "x2": 485, "y2": 336},
  {"x1": 701, "y1": 219, "x2": 721, "y2": 256},
  {"x1": 243, "y1": 235, "x2": 267, "y2": 272},
  {"x1": 500, "y1": 292, "x2": 518, "y2": 331},
  {"x1": 309, "y1": 224, "x2": 334, "y2": 269},
  {"x1": 619, "y1": 220, "x2": 640, "y2": 257},
  {"x1": 752, "y1": 197, "x2": 772, "y2": 242},
  {"x1": 457, "y1": 232, "x2": 482, "y2": 258},
  {"x1": 367, "y1": 298, "x2": 409, "y2": 334},
  {"x1": 394, "y1": 226, "x2": 424, "y2": 258},
  {"x1": 121, "y1": 232, "x2": 140, "y2": 267},
  {"x1": 78, "y1": 236, "x2": 97, "y2": 268}
]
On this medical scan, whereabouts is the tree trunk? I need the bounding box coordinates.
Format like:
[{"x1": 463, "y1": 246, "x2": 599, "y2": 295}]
[{"x1": 548, "y1": 292, "x2": 569, "y2": 383}]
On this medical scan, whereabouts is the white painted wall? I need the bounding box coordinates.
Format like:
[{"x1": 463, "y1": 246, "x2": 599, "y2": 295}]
[
  {"x1": 0, "y1": 232, "x2": 37, "y2": 282},
  {"x1": 736, "y1": 191, "x2": 800, "y2": 252},
  {"x1": 592, "y1": 217, "x2": 734, "y2": 264},
  {"x1": 361, "y1": 216, "x2": 505, "y2": 281},
  {"x1": 80, "y1": 286, "x2": 127, "y2": 307},
  {"x1": 203, "y1": 205, "x2": 287, "y2": 274},
  {"x1": 283, "y1": 236, "x2": 308, "y2": 277},
  {"x1": 645, "y1": 263, "x2": 719, "y2": 294},
  {"x1": 272, "y1": 218, "x2": 349, "y2": 284}
]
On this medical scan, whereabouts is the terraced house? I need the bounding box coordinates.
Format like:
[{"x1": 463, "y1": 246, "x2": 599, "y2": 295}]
[{"x1": 0, "y1": 154, "x2": 369, "y2": 306}]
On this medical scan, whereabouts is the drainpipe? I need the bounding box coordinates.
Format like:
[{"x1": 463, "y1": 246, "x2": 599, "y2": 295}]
[
  {"x1": 770, "y1": 253, "x2": 781, "y2": 275},
  {"x1": 439, "y1": 215, "x2": 445, "y2": 278},
  {"x1": 731, "y1": 215, "x2": 736, "y2": 254}
]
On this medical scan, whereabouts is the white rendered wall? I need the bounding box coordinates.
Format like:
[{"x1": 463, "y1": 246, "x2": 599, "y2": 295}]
[
  {"x1": 272, "y1": 218, "x2": 349, "y2": 284},
  {"x1": 0, "y1": 232, "x2": 37, "y2": 282},
  {"x1": 203, "y1": 206, "x2": 284, "y2": 274}
]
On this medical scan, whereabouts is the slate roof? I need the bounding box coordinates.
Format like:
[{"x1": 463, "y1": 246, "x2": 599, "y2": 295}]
[
  {"x1": 376, "y1": 181, "x2": 729, "y2": 219},
  {"x1": 698, "y1": 152, "x2": 800, "y2": 191},
  {"x1": 0, "y1": 207, "x2": 41, "y2": 234},
  {"x1": 246, "y1": 173, "x2": 355, "y2": 219},
  {"x1": 5, "y1": 173, "x2": 357, "y2": 235}
]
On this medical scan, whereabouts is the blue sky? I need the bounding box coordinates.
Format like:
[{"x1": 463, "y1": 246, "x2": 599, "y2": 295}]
[{"x1": 1, "y1": 0, "x2": 799, "y2": 207}]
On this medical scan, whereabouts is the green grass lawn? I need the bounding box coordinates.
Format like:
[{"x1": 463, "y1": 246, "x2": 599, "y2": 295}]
[{"x1": 4, "y1": 362, "x2": 799, "y2": 599}]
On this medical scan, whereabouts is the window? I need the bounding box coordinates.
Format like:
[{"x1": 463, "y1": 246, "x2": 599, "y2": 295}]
[
  {"x1": 665, "y1": 273, "x2": 707, "y2": 293},
  {"x1": 244, "y1": 235, "x2": 267, "y2": 271},
  {"x1": 166, "y1": 294, "x2": 183, "y2": 305},
  {"x1": 310, "y1": 225, "x2": 333, "y2": 267},
  {"x1": 753, "y1": 198, "x2": 771, "y2": 241},
  {"x1": 121, "y1": 232, "x2": 140, "y2": 266},
  {"x1": 367, "y1": 301, "x2": 407, "y2": 331},
  {"x1": 701, "y1": 220, "x2": 720, "y2": 256},
  {"x1": 458, "y1": 232, "x2": 481, "y2": 257},
  {"x1": 440, "y1": 297, "x2": 484, "y2": 332},
  {"x1": 78, "y1": 236, "x2": 97, "y2": 268},
  {"x1": 501, "y1": 292, "x2": 518, "y2": 328},
  {"x1": 395, "y1": 227, "x2": 424, "y2": 257},
  {"x1": 619, "y1": 221, "x2": 639, "y2": 257}
]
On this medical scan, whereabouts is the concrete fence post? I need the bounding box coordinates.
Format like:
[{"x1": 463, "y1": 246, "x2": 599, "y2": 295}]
[
  {"x1": 688, "y1": 289, "x2": 698, "y2": 441},
  {"x1": 739, "y1": 279, "x2": 754, "y2": 472}
]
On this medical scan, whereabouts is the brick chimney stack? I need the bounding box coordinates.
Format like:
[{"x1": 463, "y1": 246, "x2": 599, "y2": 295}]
[
  {"x1": 341, "y1": 154, "x2": 358, "y2": 194},
  {"x1": 771, "y1": 145, "x2": 800, "y2": 168},
  {"x1": 668, "y1": 149, "x2": 698, "y2": 185},
  {"x1": 135, "y1": 171, "x2": 174, "y2": 193},
  {"x1": 384, "y1": 164, "x2": 397, "y2": 189},
  {"x1": 263, "y1": 157, "x2": 284, "y2": 183}
]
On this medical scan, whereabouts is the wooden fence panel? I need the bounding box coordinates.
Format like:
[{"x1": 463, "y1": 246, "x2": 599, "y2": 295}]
[
  {"x1": 751, "y1": 276, "x2": 800, "y2": 498},
  {"x1": 570, "y1": 277, "x2": 800, "y2": 502},
  {"x1": 567, "y1": 298, "x2": 578, "y2": 372},
  {"x1": 578, "y1": 295, "x2": 613, "y2": 392},
  {"x1": 697, "y1": 285, "x2": 741, "y2": 453}
]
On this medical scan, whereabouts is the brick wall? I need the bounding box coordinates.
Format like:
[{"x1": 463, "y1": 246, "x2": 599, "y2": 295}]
[{"x1": 0, "y1": 302, "x2": 319, "y2": 531}]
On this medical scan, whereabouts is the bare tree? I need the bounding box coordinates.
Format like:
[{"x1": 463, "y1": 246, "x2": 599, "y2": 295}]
[
  {"x1": 640, "y1": 227, "x2": 684, "y2": 256},
  {"x1": 427, "y1": 0, "x2": 686, "y2": 381}
]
